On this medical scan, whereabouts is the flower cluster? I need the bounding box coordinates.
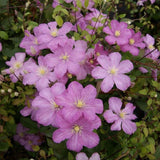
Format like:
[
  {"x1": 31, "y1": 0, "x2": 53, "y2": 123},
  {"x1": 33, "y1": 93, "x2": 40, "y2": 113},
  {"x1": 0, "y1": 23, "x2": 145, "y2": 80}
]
[
  {"x1": 3, "y1": 0, "x2": 160, "y2": 155},
  {"x1": 14, "y1": 123, "x2": 43, "y2": 151}
]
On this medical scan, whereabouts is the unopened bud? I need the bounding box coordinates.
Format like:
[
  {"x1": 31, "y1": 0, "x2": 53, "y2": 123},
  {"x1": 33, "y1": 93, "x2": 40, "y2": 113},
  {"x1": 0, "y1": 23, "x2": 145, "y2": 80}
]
[
  {"x1": 154, "y1": 94, "x2": 157, "y2": 98},
  {"x1": 0, "y1": 89, "x2": 5, "y2": 94},
  {"x1": 14, "y1": 92, "x2": 19, "y2": 97},
  {"x1": 127, "y1": 97, "x2": 132, "y2": 101},
  {"x1": 8, "y1": 88, "x2": 12, "y2": 93}
]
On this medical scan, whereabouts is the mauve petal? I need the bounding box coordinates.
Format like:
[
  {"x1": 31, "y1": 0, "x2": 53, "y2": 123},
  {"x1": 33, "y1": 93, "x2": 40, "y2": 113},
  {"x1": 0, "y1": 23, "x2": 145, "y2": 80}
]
[
  {"x1": 35, "y1": 78, "x2": 49, "y2": 91},
  {"x1": 109, "y1": 97, "x2": 122, "y2": 113},
  {"x1": 91, "y1": 115, "x2": 101, "y2": 129},
  {"x1": 113, "y1": 74, "x2": 131, "y2": 91},
  {"x1": 15, "y1": 52, "x2": 26, "y2": 62},
  {"x1": 81, "y1": 131, "x2": 99, "y2": 148},
  {"x1": 54, "y1": 63, "x2": 67, "y2": 78},
  {"x1": 116, "y1": 37, "x2": 129, "y2": 46},
  {"x1": 53, "y1": 128, "x2": 73, "y2": 143},
  {"x1": 48, "y1": 72, "x2": 57, "y2": 82},
  {"x1": 97, "y1": 55, "x2": 110, "y2": 69},
  {"x1": 51, "y1": 82, "x2": 66, "y2": 96},
  {"x1": 111, "y1": 119, "x2": 122, "y2": 131},
  {"x1": 20, "y1": 107, "x2": 32, "y2": 116},
  {"x1": 105, "y1": 36, "x2": 117, "y2": 45},
  {"x1": 73, "y1": 40, "x2": 87, "y2": 54},
  {"x1": 45, "y1": 53, "x2": 59, "y2": 68},
  {"x1": 103, "y1": 110, "x2": 119, "y2": 123},
  {"x1": 35, "y1": 108, "x2": 54, "y2": 126},
  {"x1": 81, "y1": 85, "x2": 97, "y2": 100},
  {"x1": 101, "y1": 76, "x2": 114, "y2": 93},
  {"x1": 118, "y1": 60, "x2": 133, "y2": 74},
  {"x1": 109, "y1": 52, "x2": 121, "y2": 67},
  {"x1": 91, "y1": 66, "x2": 107, "y2": 79},
  {"x1": 23, "y1": 73, "x2": 39, "y2": 85},
  {"x1": 122, "y1": 103, "x2": 135, "y2": 114},
  {"x1": 67, "y1": 134, "x2": 83, "y2": 152},
  {"x1": 91, "y1": 99, "x2": 103, "y2": 114},
  {"x1": 32, "y1": 96, "x2": 50, "y2": 108},
  {"x1": 48, "y1": 22, "x2": 57, "y2": 30},
  {"x1": 90, "y1": 153, "x2": 100, "y2": 160},
  {"x1": 83, "y1": 108, "x2": 96, "y2": 121},
  {"x1": 62, "y1": 107, "x2": 82, "y2": 122},
  {"x1": 39, "y1": 88, "x2": 53, "y2": 101},
  {"x1": 111, "y1": 20, "x2": 120, "y2": 31},
  {"x1": 58, "y1": 22, "x2": 73, "y2": 35},
  {"x1": 68, "y1": 81, "x2": 83, "y2": 98},
  {"x1": 76, "y1": 152, "x2": 88, "y2": 160},
  {"x1": 122, "y1": 120, "x2": 137, "y2": 135},
  {"x1": 68, "y1": 62, "x2": 81, "y2": 75},
  {"x1": 103, "y1": 26, "x2": 113, "y2": 35},
  {"x1": 37, "y1": 34, "x2": 52, "y2": 44},
  {"x1": 37, "y1": 23, "x2": 50, "y2": 34}
]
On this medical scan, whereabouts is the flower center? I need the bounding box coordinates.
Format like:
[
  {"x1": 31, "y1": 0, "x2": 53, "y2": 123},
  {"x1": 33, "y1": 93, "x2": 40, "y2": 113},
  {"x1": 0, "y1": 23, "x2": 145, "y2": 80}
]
[
  {"x1": 129, "y1": 38, "x2": 135, "y2": 45},
  {"x1": 96, "y1": 52, "x2": 100, "y2": 56},
  {"x1": 148, "y1": 44, "x2": 155, "y2": 50},
  {"x1": 115, "y1": 30, "x2": 120, "y2": 37},
  {"x1": 61, "y1": 53, "x2": 69, "y2": 61},
  {"x1": 67, "y1": 73, "x2": 72, "y2": 79},
  {"x1": 89, "y1": 59, "x2": 94, "y2": 64},
  {"x1": 34, "y1": 38, "x2": 38, "y2": 45},
  {"x1": 73, "y1": 125, "x2": 81, "y2": 133},
  {"x1": 119, "y1": 112, "x2": 125, "y2": 119},
  {"x1": 76, "y1": 100, "x2": 85, "y2": 108},
  {"x1": 109, "y1": 67, "x2": 118, "y2": 75},
  {"x1": 14, "y1": 62, "x2": 22, "y2": 69},
  {"x1": 30, "y1": 46, "x2": 37, "y2": 55},
  {"x1": 38, "y1": 67, "x2": 47, "y2": 75},
  {"x1": 51, "y1": 29, "x2": 58, "y2": 37}
]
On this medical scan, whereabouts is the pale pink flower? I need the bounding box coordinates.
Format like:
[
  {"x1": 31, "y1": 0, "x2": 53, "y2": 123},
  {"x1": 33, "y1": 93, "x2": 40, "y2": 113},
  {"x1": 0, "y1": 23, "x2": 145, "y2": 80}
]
[
  {"x1": 52, "y1": 115, "x2": 101, "y2": 152},
  {"x1": 91, "y1": 52, "x2": 133, "y2": 93},
  {"x1": 103, "y1": 97, "x2": 137, "y2": 135},
  {"x1": 103, "y1": 20, "x2": 132, "y2": 46}
]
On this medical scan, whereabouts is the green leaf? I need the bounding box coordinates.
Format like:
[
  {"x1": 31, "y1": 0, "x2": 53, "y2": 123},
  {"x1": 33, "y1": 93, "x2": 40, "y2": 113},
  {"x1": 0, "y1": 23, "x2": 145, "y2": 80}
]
[
  {"x1": 155, "y1": 145, "x2": 160, "y2": 159},
  {"x1": 0, "y1": 141, "x2": 9, "y2": 151},
  {"x1": 84, "y1": 0, "x2": 89, "y2": 8},
  {"x1": 76, "y1": 0, "x2": 82, "y2": 8},
  {"x1": 68, "y1": 152, "x2": 74, "y2": 160},
  {"x1": 139, "y1": 88, "x2": 148, "y2": 95},
  {"x1": 0, "y1": 31, "x2": 8, "y2": 40},
  {"x1": 55, "y1": 16, "x2": 63, "y2": 27}
]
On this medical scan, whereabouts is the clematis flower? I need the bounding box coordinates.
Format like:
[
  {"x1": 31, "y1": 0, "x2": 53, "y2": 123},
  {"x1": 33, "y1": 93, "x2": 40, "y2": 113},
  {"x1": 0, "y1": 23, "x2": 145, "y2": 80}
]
[
  {"x1": 76, "y1": 152, "x2": 100, "y2": 160},
  {"x1": 103, "y1": 97, "x2": 137, "y2": 135},
  {"x1": 120, "y1": 29, "x2": 145, "y2": 56},
  {"x1": 31, "y1": 82, "x2": 66, "y2": 127},
  {"x1": 103, "y1": 20, "x2": 132, "y2": 46},
  {"x1": 4, "y1": 52, "x2": 26, "y2": 82},
  {"x1": 23, "y1": 56, "x2": 56, "y2": 91},
  {"x1": 91, "y1": 52, "x2": 133, "y2": 93},
  {"x1": 56, "y1": 81, "x2": 103, "y2": 122},
  {"x1": 52, "y1": 115, "x2": 101, "y2": 152}
]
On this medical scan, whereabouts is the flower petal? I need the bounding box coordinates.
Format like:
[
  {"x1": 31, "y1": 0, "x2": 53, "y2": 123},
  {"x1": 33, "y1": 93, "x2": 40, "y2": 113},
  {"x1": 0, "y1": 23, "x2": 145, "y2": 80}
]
[
  {"x1": 101, "y1": 76, "x2": 114, "y2": 93},
  {"x1": 109, "y1": 97, "x2": 122, "y2": 113},
  {"x1": 76, "y1": 152, "x2": 88, "y2": 160},
  {"x1": 122, "y1": 120, "x2": 137, "y2": 135}
]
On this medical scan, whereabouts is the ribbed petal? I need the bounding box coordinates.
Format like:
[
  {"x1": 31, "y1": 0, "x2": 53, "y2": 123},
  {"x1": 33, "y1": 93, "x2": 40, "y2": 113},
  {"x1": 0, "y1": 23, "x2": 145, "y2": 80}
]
[
  {"x1": 118, "y1": 60, "x2": 133, "y2": 74},
  {"x1": 109, "y1": 52, "x2": 121, "y2": 67},
  {"x1": 101, "y1": 76, "x2": 114, "y2": 93},
  {"x1": 111, "y1": 120, "x2": 122, "y2": 131},
  {"x1": 103, "y1": 110, "x2": 119, "y2": 123},
  {"x1": 76, "y1": 152, "x2": 88, "y2": 160},
  {"x1": 109, "y1": 97, "x2": 122, "y2": 113},
  {"x1": 113, "y1": 74, "x2": 131, "y2": 91},
  {"x1": 122, "y1": 120, "x2": 137, "y2": 135},
  {"x1": 90, "y1": 153, "x2": 100, "y2": 160},
  {"x1": 91, "y1": 66, "x2": 107, "y2": 79}
]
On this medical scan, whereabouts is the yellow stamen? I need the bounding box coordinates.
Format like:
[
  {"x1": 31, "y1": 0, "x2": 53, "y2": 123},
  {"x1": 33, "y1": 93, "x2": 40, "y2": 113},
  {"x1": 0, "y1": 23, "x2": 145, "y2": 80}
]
[
  {"x1": 14, "y1": 62, "x2": 22, "y2": 69},
  {"x1": 110, "y1": 67, "x2": 118, "y2": 75},
  {"x1": 51, "y1": 29, "x2": 58, "y2": 37},
  {"x1": 119, "y1": 112, "x2": 125, "y2": 119},
  {"x1": 30, "y1": 46, "x2": 37, "y2": 55},
  {"x1": 148, "y1": 44, "x2": 155, "y2": 50},
  {"x1": 38, "y1": 67, "x2": 46, "y2": 75},
  {"x1": 73, "y1": 125, "x2": 80, "y2": 133},
  {"x1": 76, "y1": 100, "x2": 85, "y2": 108},
  {"x1": 89, "y1": 59, "x2": 94, "y2": 64},
  {"x1": 67, "y1": 73, "x2": 72, "y2": 79},
  {"x1": 115, "y1": 30, "x2": 120, "y2": 37},
  {"x1": 129, "y1": 38, "x2": 135, "y2": 45},
  {"x1": 96, "y1": 52, "x2": 100, "y2": 56}
]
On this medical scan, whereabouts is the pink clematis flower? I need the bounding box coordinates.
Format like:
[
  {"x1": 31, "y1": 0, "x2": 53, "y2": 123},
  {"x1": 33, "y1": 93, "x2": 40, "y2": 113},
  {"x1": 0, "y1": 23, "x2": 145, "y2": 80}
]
[
  {"x1": 31, "y1": 82, "x2": 66, "y2": 127},
  {"x1": 76, "y1": 152, "x2": 100, "y2": 160},
  {"x1": 52, "y1": 115, "x2": 101, "y2": 152},
  {"x1": 103, "y1": 97, "x2": 137, "y2": 135},
  {"x1": 91, "y1": 52, "x2": 133, "y2": 93},
  {"x1": 56, "y1": 81, "x2": 103, "y2": 122},
  {"x1": 4, "y1": 52, "x2": 26, "y2": 82},
  {"x1": 103, "y1": 20, "x2": 132, "y2": 46},
  {"x1": 120, "y1": 29, "x2": 145, "y2": 56},
  {"x1": 23, "y1": 56, "x2": 56, "y2": 91},
  {"x1": 0, "y1": 42, "x2": 2, "y2": 51}
]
